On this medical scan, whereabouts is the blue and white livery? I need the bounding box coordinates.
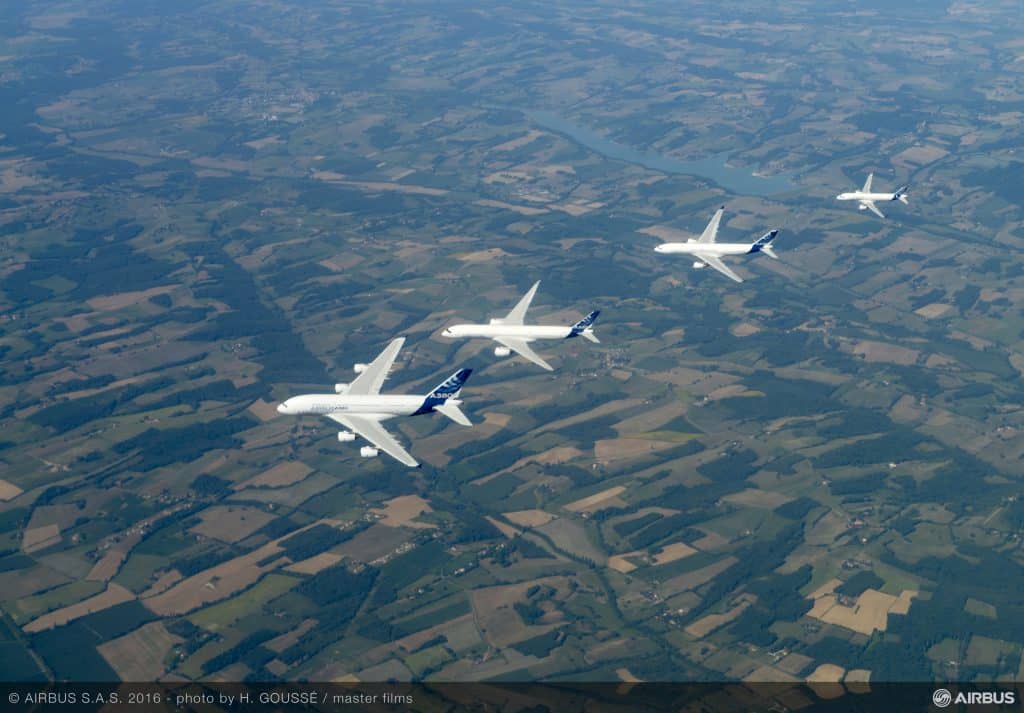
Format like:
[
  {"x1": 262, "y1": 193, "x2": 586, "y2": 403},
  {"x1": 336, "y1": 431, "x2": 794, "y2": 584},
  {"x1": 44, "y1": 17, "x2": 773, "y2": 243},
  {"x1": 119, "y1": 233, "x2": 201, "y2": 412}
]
[
  {"x1": 653, "y1": 207, "x2": 780, "y2": 283},
  {"x1": 836, "y1": 172, "x2": 909, "y2": 219},
  {"x1": 441, "y1": 281, "x2": 600, "y2": 371},
  {"x1": 277, "y1": 337, "x2": 472, "y2": 467}
]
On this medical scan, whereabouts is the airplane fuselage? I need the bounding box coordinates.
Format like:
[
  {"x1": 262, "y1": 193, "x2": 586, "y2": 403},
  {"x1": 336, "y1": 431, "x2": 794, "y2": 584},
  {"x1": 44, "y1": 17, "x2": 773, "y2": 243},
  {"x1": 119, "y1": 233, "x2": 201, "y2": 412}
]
[
  {"x1": 277, "y1": 393, "x2": 425, "y2": 418},
  {"x1": 835, "y1": 191, "x2": 900, "y2": 202},
  {"x1": 654, "y1": 242, "x2": 755, "y2": 256},
  {"x1": 442, "y1": 324, "x2": 573, "y2": 340}
]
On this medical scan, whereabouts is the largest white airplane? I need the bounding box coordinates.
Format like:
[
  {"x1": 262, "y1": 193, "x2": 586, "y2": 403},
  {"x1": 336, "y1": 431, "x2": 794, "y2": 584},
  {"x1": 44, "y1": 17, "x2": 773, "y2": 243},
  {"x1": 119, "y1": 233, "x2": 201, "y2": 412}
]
[
  {"x1": 441, "y1": 281, "x2": 599, "y2": 371},
  {"x1": 653, "y1": 207, "x2": 779, "y2": 283},
  {"x1": 836, "y1": 173, "x2": 908, "y2": 219},
  {"x1": 276, "y1": 338, "x2": 472, "y2": 468}
]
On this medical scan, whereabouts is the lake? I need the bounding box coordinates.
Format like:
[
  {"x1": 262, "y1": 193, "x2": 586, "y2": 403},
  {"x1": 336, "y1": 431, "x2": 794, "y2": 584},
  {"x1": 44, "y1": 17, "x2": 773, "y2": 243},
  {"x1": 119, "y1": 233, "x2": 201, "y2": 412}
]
[{"x1": 525, "y1": 110, "x2": 797, "y2": 197}]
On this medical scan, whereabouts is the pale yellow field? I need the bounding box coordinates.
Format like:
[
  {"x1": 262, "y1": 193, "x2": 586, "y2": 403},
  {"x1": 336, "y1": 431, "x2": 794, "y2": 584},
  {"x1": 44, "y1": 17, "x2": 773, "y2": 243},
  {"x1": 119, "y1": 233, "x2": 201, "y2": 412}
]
[
  {"x1": 607, "y1": 551, "x2": 643, "y2": 574},
  {"x1": 471, "y1": 576, "x2": 569, "y2": 648},
  {"x1": 22, "y1": 524, "x2": 60, "y2": 553},
  {"x1": 371, "y1": 495, "x2": 436, "y2": 529},
  {"x1": 807, "y1": 580, "x2": 919, "y2": 635},
  {"x1": 652, "y1": 542, "x2": 697, "y2": 565},
  {"x1": 190, "y1": 505, "x2": 277, "y2": 543},
  {"x1": 685, "y1": 594, "x2": 755, "y2": 638},
  {"x1": 616, "y1": 667, "x2": 643, "y2": 683},
  {"x1": 248, "y1": 399, "x2": 281, "y2": 422},
  {"x1": 142, "y1": 521, "x2": 328, "y2": 616},
  {"x1": 284, "y1": 552, "x2": 344, "y2": 575},
  {"x1": 265, "y1": 619, "x2": 317, "y2": 653},
  {"x1": 915, "y1": 303, "x2": 952, "y2": 319},
  {"x1": 98, "y1": 621, "x2": 181, "y2": 680},
  {"x1": 234, "y1": 461, "x2": 312, "y2": 490},
  {"x1": 474, "y1": 199, "x2": 548, "y2": 215},
  {"x1": 0, "y1": 479, "x2": 23, "y2": 501},
  {"x1": 503, "y1": 510, "x2": 555, "y2": 528},
  {"x1": 595, "y1": 438, "x2": 678, "y2": 462},
  {"x1": 86, "y1": 549, "x2": 129, "y2": 582},
  {"x1": 852, "y1": 340, "x2": 920, "y2": 365},
  {"x1": 24, "y1": 583, "x2": 135, "y2": 632},
  {"x1": 486, "y1": 517, "x2": 521, "y2": 539},
  {"x1": 731, "y1": 322, "x2": 761, "y2": 337},
  {"x1": 807, "y1": 664, "x2": 847, "y2": 699},
  {"x1": 491, "y1": 129, "x2": 543, "y2": 152},
  {"x1": 722, "y1": 488, "x2": 793, "y2": 509},
  {"x1": 565, "y1": 486, "x2": 627, "y2": 513},
  {"x1": 86, "y1": 286, "x2": 175, "y2": 312}
]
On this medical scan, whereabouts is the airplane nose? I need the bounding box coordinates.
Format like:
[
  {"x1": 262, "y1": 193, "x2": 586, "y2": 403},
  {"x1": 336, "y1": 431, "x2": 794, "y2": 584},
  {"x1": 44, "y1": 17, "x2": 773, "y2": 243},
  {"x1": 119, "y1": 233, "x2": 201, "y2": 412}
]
[{"x1": 276, "y1": 403, "x2": 287, "y2": 414}]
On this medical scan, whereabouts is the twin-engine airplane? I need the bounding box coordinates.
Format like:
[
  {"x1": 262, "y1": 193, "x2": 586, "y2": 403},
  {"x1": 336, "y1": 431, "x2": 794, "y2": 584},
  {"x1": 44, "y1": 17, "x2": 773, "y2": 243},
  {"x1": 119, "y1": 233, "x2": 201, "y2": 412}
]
[
  {"x1": 276, "y1": 338, "x2": 471, "y2": 467},
  {"x1": 835, "y1": 173, "x2": 909, "y2": 219},
  {"x1": 442, "y1": 281, "x2": 599, "y2": 371},
  {"x1": 653, "y1": 207, "x2": 780, "y2": 283}
]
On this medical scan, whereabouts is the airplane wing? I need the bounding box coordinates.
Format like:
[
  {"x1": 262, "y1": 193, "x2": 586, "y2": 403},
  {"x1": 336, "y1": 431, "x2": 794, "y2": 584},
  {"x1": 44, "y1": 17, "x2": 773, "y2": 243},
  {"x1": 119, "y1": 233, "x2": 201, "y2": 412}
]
[
  {"x1": 345, "y1": 337, "x2": 404, "y2": 396},
  {"x1": 698, "y1": 207, "x2": 724, "y2": 244},
  {"x1": 694, "y1": 253, "x2": 743, "y2": 283},
  {"x1": 862, "y1": 173, "x2": 873, "y2": 193},
  {"x1": 328, "y1": 413, "x2": 419, "y2": 467},
  {"x1": 502, "y1": 281, "x2": 540, "y2": 325},
  {"x1": 862, "y1": 200, "x2": 885, "y2": 219},
  {"x1": 494, "y1": 336, "x2": 554, "y2": 371}
]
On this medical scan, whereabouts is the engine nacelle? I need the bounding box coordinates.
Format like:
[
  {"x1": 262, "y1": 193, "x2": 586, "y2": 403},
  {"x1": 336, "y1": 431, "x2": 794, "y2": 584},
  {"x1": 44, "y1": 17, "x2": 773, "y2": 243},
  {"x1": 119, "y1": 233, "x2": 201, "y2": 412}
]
[
  {"x1": 353, "y1": 363, "x2": 369, "y2": 374},
  {"x1": 692, "y1": 261, "x2": 705, "y2": 269},
  {"x1": 334, "y1": 383, "x2": 349, "y2": 394},
  {"x1": 360, "y1": 446, "x2": 379, "y2": 458},
  {"x1": 338, "y1": 430, "x2": 356, "y2": 442},
  {"x1": 494, "y1": 346, "x2": 511, "y2": 357},
  {"x1": 858, "y1": 204, "x2": 867, "y2": 211},
  {"x1": 489, "y1": 318, "x2": 505, "y2": 325}
]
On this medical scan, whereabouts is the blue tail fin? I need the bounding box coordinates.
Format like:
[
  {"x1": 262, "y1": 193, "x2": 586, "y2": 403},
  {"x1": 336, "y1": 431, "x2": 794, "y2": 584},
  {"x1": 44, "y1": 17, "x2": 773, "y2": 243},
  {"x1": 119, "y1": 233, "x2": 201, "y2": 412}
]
[
  {"x1": 748, "y1": 230, "x2": 779, "y2": 254},
  {"x1": 428, "y1": 368, "x2": 472, "y2": 399},
  {"x1": 569, "y1": 310, "x2": 600, "y2": 337}
]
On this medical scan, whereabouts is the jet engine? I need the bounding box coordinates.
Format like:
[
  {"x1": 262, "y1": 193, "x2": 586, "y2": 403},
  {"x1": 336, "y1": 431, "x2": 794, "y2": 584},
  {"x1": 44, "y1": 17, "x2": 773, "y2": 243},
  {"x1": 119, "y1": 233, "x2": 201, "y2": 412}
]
[
  {"x1": 489, "y1": 318, "x2": 505, "y2": 325},
  {"x1": 338, "y1": 431, "x2": 356, "y2": 442},
  {"x1": 334, "y1": 383, "x2": 349, "y2": 394},
  {"x1": 359, "y1": 446, "x2": 379, "y2": 458},
  {"x1": 692, "y1": 262, "x2": 706, "y2": 269},
  {"x1": 494, "y1": 346, "x2": 511, "y2": 357},
  {"x1": 858, "y1": 204, "x2": 867, "y2": 211},
  {"x1": 353, "y1": 363, "x2": 369, "y2": 374}
]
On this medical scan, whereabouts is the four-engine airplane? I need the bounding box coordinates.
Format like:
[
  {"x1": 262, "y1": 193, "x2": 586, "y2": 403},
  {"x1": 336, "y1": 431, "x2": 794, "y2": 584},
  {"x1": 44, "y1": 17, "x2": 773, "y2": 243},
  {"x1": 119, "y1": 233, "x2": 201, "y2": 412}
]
[
  {"x1": 441, "y1": 281, "x2": 599, "y2": 371},
  {"x1": 653, "y1": 207, "x2": 780, "y2": 283},
  {"x1": 835, "y1": 173, "x2": 908, "y2": 219},
  {"x1": 277, "y1": 338, "x2": 472, "y2": 467}
]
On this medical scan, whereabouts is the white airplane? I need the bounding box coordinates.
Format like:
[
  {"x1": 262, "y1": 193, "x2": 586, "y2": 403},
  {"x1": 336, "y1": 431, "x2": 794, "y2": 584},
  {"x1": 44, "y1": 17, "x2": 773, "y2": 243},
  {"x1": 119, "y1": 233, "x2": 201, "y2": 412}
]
[
  {"x1": 441, "y1": 281, "x2": 599, "y2": 371},
  {"x1": 653, "y1": 207, "x2": 780, "y2": 283},
  {"x1": 276, "y1": 337, "x2": 472, "y2": 468},
  {"x1": 836, "y1": 173, "x2": 909, "y2": 219}
]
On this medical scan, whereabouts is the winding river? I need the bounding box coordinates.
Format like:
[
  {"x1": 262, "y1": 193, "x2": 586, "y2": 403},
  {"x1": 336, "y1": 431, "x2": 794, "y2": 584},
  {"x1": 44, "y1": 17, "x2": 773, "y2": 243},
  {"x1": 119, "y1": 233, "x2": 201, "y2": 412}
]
[{"x1": 525, "y1": 109, "x2": 797, "y2": 197}]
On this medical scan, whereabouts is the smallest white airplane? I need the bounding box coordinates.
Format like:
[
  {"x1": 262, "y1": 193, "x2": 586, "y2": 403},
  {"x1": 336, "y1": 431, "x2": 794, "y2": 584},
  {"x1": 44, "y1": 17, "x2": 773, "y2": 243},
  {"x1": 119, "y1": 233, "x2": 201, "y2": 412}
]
[
  {"x1": 441, "y1": 281, "x2": 599, "y2": 371},
  {"x1": 653, "y1": 207, "x2": 780, "y2": 283},
  {"x1": 836, "y1": 173, "x2": 908, "y2": 219}
]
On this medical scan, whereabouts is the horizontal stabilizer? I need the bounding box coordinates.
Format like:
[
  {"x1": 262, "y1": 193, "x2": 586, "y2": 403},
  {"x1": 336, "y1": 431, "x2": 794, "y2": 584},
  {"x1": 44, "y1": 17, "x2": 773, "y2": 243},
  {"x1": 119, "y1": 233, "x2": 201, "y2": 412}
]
[{"x1": 435, "y1": 400, "x2": 472, "y2": 426}]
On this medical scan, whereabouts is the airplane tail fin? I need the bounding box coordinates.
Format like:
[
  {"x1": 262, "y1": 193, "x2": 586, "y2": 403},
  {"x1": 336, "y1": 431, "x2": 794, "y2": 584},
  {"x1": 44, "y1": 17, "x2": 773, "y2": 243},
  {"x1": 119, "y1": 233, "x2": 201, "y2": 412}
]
[
  {"x1": 748, "y1": 230, "x2": 779, "y2": 257},
  {"x1": 569, "y1": 310, "x2": 600, "y2": 342},
  {"x1": 435, "y1": 400, "x2": 472, "y2": 426},
  {"x1": 894, "y1": 186, "x2": 909, "y2": 204},
  {"x1": 427, "y1": 368, "x2": 473, "y2": 400}
]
